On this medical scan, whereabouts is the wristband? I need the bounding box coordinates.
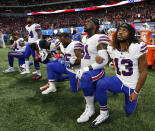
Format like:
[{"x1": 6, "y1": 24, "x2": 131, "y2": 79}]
[{"x1": 134, "y1": 90, "x2": 139, "y2": 95}]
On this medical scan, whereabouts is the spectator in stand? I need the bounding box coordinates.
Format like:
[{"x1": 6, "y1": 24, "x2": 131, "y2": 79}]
[
  {"x1": 68, "y1": 28, "x2": 73, "y2": 39},
  {"x1": 0, "y1": 30, "x2": 5, "y2": 48},
  {"x1": 72, "y1": 29, "x2": 81, "y2": 41},
  {"x1": 9, "y1": 34, "x2": 14, "y2": 45},
  {"x1": 0, "y1": 0, "x2": 154, "y2": 34}
]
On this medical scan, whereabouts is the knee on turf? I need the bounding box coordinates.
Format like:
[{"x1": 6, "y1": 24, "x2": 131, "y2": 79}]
[{"x1": 124, "y1": 106, "x2": 135, "y2": 115}]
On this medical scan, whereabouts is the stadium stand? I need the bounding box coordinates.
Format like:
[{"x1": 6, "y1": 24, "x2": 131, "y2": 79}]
[{"x1": 0, "y1": 0, "x2": 154, "y2": 35}]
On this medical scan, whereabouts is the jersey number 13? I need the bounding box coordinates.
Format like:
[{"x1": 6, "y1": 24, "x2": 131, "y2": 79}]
[{"x1": 114, "y1": 58, "x2": 133, "y2": 76}]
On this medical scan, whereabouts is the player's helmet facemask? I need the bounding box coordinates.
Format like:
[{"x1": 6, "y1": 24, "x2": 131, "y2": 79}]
[{"x1": 117, "y1": 23, "x2": 136, "y2": 44}]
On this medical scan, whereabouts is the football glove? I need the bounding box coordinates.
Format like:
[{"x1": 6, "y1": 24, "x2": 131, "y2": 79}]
[{"x1": 40, "y1": 51, "x2": 48, "y2": 62}]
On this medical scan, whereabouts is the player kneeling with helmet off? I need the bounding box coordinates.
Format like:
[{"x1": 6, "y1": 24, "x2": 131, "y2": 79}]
[
  {"x1": 76, "y1": 18, "x2": 109, "y2": 124},
  {"x1": 31, "y1": 38, "x2": 69, "y2": 93},
  {"x1": 37, "y1": 33, "x2": 82, "y2": 94},
  {"x1": 3, "y1": 32, "x2": 26, "y2": 73},
  {"x1": 93, "y1": 23, "x2": 148, "y2": 127},
  {"x1": 58, "y1": 33, "x2": 82, "y2": 93}
]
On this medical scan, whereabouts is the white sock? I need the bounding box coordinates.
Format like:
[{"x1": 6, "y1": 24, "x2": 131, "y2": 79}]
[
  {"x1": 85, "y1": 96, "x2": 94, "y2": 107},
  {"x1": 36, "y1": 70, "x2": 41, "y2": 76},
  {"x1": 25, "y1": 60, "x2": 29, "y2": 71},
  {"x1": 48, "y1": 80, "x2": 56, "y2": 87},
  {"x1": 100, "y1": 110, "x2": 108, "y2": 114}
]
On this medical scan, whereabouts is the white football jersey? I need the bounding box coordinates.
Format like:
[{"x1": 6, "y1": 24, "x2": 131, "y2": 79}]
[
  {"x1": 50, "y1": 38, "x2": 61, "y2": 51},
  {"x1": 81, "y1": 34, "x2": 109, "y2": 68},
  {"x1": 25, "y1": 23, "x2": 41, "y2": 43},
  {"x1": 14, "y1": 38, "x2": 25, "y2": 51},
  {"x1": 107, "y1": 42, "x2": 148, "y2": 89},
  {"x1": 64, "y1": 41, "x2": 82, "y2": 73},
  {"x1": 35, "y1": 39, "x2": 52, "y2": 62},
  {"x1": 43, "y1": 38, "x2": 64, "y2": 61},
  {"x1": 36, "y1": 38, "x2": 62, "y2": 55},
  {"x1": 49, "y1": 38, "x2": 65, "y2": 56}
]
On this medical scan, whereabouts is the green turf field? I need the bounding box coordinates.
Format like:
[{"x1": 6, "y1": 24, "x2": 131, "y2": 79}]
[{"x1": 0, "y1": 47, "x2": 154, "y2": 131}]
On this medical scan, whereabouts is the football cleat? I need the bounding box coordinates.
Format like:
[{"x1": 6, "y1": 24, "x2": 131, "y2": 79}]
[
  {"x1": 32, "y1": 69, "x2": 37, "y2": 74},
  {"x1": 31, "y1": 75, "x2": 42, "y2": 80},
  {"x1": 20, "y1": 64, "x2": 26, "y2": 69},
  {"x1": 77, "y1": 104, "x2": 95, "y2": 123},
  {"x1": 40, "y1": 83, "x2": 49, "y2": 91},
  {"x1": 42, "y1": 84, "x2": 56, "y2": 95},
  {"x1": 18, "y1": 67, "x2": 25, "y2": 73},
  {"x1": 18, "y1": 65, "x2": 25, "y2": 72},
  {"x1": 90, "y1": 110, "x2": 109, "y2": 128},
  {"x1": 3, "y1": 67, "x2": 15, "y2": 73},
  {"x1": 20, "y1": 70, "x2": 30, "y2": 74},
  {"x1": 20, "y1": 62, "x2": 33, "y2": 70}
]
